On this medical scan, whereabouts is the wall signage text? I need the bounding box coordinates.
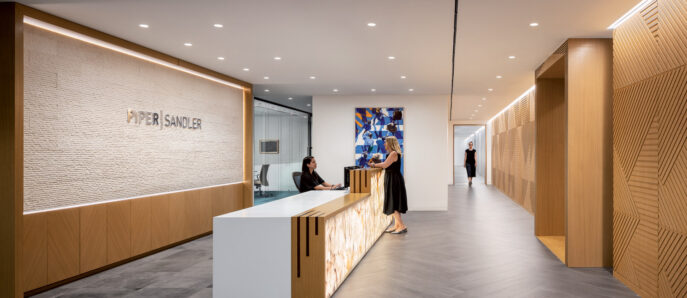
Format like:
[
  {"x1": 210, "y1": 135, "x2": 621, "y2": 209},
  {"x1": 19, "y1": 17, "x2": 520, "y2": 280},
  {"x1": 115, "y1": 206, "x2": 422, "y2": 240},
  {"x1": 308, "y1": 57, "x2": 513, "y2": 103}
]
[{"x1": 127, "y1": 109, "x2": 202, "y2": 130}]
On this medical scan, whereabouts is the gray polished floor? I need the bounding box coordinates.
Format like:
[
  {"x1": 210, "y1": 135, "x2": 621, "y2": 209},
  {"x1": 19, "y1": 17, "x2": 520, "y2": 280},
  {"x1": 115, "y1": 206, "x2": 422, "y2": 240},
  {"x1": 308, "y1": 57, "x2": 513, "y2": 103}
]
[{"x1": 34, "y1": 182, "x2": 636, "y2": 298}]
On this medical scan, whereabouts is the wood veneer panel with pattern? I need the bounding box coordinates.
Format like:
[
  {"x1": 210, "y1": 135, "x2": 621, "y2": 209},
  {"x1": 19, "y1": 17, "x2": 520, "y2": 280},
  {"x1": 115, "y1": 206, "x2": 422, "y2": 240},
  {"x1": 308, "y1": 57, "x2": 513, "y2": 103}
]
[
  {"x1": 22, "y1": 213, "x2": 46, "y2": 291},
  {"x1": 79, "y1": 205, "x2": 107, "y2": 273},
  {"x1": 613, "y1": 0, "x2": 687, "y2": 296},
  {"x1": 131, "y1": 198, "x2": 152, "y2": 256},
  {"x1": 46, "y1": 209, "x2": 79, "y2": 284},
  {"x1": 106, "y1": 200, "x2": 131, "y2": 264}
]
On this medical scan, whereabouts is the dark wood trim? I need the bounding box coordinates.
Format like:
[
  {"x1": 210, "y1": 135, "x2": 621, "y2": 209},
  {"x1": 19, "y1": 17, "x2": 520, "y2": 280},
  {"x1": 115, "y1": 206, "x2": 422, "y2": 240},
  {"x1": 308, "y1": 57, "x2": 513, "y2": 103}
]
[
  {"x1": 0, "y1": 3, "x2": 23, "y2": 297},
  {"x1": 243, "y1": 88, "x2": 254, "y2": 208}
]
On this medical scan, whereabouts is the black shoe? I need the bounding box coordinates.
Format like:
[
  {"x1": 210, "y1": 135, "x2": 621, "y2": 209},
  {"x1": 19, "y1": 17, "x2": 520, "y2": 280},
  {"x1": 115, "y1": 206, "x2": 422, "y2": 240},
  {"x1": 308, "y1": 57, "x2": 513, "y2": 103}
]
[{"x1": 391, "y1": 228, "x2": 407, "y2": 234}]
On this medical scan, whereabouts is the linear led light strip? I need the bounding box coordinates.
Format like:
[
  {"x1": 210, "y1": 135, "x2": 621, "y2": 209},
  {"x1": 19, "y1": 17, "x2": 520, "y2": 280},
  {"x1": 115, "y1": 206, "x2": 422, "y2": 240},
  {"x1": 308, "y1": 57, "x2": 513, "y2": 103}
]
[
  {"x1": 23, "y1": 181, "x2": 243, "y2": 215},
  {"x1": 23, "y1": 16, "x2": 246, "y2": 90},
  {"x1": 487, "y1": 85, "x2": 535, "y2": 123},
  {"x1": 608, "y1": 0, "x2": 654, "y2": 29}
]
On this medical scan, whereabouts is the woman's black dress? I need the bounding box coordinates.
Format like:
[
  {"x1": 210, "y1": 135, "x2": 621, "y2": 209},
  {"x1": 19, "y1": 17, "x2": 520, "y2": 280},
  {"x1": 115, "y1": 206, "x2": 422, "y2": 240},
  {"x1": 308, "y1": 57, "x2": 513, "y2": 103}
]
[
  {"x1": 465, "y1": 149, "x2": 476, "y2": 178},
  {"x1": 383, "y1": 154, "x2": 408, "y2": 215}
]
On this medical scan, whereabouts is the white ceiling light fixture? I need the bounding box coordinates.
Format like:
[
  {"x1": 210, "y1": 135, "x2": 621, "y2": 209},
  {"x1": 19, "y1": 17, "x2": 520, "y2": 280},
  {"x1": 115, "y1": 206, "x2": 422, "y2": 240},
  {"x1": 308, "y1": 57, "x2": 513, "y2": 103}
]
[
  {"x1": 22, "y1": 17, "x2": 245, "y2": 90},
  {"x1": 264, "y1": 89, "x2": 270, "y2": 92},
  {"x1": 508, "y1": 56, "x2": 516, "y2": 60},
  {"x1": 387, "y1": 56, "x2": 396, "y2": 60},
  {"x1": 408, "y1": 88, "x2": 414, "y2": 92},
  {"x1": 478, "y1": 104, "x2": 482, "y2": 107},
  {"x1": 274, "y1": 56, "x2": 282, "y2": 61},
  {"x1": 288, "y1": 97, "x2": 293, "y2": 100},
  {"x1": 242, "y1": 68, "x2": 250, "y2": 72},
  {"x1": 263, "y1": 76, "x2": 269, "y2": 80},
  {"x1": 371, "y1": 88, "x2": 376, "y2": 92},
  {"x1": 309, "y1": 76, "x2": 316, "y2": 80},
  {"x1": 529, "y1": 22, "x2": 539, "y2": 27},
  {"x1": 367, "y1": 22, "x2": 376, "y2": 27},
  {"x1": 217, "y1": 57, "x2": 225, "y2": 60},
  {"x1": 333, "y1": 89, "x2": 339, "y2": 92},
  {"x1": 400, "y1": 75, "x2": 407, "y2": 79},
  {"x1": 482, "y1": 97, "x2": 487, "y2": 101},
  {"x1": 496, "y1": 75, "x2": 503, "y2": 79},
  {"x1": 608, "y1": 0, "x2": 654, "y2": 29},
  {"x1": 138, "y1": 24, "x2": 149, "y2": 28},
  {"x1": 474, "y1": 109, "x2": 478, "y2": 112},
  {"x1": 213, "y1": 23, "x2": 223, "y2": 28},
  {"x1": 488, "y1": 88, "x2": 493, "y2": 92},
  {"x1": 184, "y1": 42, "x2": 193, "y2": 47}
]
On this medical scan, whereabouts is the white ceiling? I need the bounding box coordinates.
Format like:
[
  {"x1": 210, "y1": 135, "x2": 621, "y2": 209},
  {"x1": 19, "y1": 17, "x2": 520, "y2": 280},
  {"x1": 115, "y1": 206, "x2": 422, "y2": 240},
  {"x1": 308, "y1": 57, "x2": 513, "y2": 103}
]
[
  {"x1": 454, "y1": 125, "x2": 482, "y2": 147},
  {"x1": 16, "y1": 0, "x2": 638, "y2": 118}
]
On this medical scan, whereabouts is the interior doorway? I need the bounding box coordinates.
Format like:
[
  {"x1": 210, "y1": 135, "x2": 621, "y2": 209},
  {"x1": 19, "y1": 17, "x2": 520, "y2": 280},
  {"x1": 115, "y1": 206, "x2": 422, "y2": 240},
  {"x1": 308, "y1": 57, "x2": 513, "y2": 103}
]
[{"x1": 452, "y1": 125, "x2": 487, "y2": 185}]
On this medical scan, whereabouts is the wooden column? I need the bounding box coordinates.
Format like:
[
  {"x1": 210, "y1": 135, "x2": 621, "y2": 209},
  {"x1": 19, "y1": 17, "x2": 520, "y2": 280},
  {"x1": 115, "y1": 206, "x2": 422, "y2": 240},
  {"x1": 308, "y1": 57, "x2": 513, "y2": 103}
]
[
  {"x1": 243, "y1": 88, "x2": 254, "y2": 208},
  {"x1": 0, "y1": 3, "x2": 23, "y2": 297}
]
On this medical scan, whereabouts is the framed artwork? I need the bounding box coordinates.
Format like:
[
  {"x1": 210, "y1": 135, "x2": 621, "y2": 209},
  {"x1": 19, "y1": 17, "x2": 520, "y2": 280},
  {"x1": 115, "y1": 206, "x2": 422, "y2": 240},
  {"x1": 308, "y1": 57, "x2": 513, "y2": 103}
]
[
  {"x1": 259, "y1": 139, "x2": 279, "y2": 154},
  {"x1": 354, "y1": 107, "x2": 404, "y2": 173}
]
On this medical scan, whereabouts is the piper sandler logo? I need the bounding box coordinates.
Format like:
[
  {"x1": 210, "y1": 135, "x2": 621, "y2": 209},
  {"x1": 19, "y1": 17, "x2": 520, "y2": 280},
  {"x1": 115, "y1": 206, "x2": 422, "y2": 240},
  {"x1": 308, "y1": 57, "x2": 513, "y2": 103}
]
[{"x1": 127, "y1": 109, "x2": 202, "y2": 130}]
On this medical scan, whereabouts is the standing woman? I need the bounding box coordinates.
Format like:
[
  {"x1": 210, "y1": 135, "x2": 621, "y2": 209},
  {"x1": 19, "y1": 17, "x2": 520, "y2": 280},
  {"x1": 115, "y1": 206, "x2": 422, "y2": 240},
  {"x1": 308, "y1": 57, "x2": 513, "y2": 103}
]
[
  {"x1": 464, "y1": 141, "x2": 477, "y2": 186},
  {"x1": 368, "y1": 136, "x2": 408, "y2": 234}
]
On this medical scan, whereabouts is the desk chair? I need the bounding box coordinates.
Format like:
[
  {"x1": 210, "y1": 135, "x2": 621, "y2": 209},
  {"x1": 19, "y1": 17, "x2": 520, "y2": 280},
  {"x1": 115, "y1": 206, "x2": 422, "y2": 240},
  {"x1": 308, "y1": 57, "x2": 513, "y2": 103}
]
[
  {"x1": 254, "y1": 164, "x2": 270, "y2": 196},
  {"x1": 292, "y1": 171, "x2": 302, "y2": 193}
]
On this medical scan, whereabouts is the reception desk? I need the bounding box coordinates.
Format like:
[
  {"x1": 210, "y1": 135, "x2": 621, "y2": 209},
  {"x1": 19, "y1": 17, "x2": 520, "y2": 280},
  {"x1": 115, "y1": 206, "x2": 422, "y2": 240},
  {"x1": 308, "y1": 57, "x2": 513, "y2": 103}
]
[{"x1": 213, "y1": 168, "x2": 388, "y2": 298}]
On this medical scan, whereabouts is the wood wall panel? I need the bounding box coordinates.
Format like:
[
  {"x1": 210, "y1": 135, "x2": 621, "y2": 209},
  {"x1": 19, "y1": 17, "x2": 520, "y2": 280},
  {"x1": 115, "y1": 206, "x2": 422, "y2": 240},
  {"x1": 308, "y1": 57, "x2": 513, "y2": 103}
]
[
  {"x1": 150, "y1": 195, "x2": 170, "y2": 249},
  {"x1": 613, "y1": 1, "x2": 687, "y2": 296},
  {"x1": 0, "y1": 3, "x2": 23, "y2": 297},
  {"x1": 46, "y1": 209, "x2": 79, "y2": 284},
  {"x1": 490, "y1": 90, "x2": 536, "y2": 214},
  {"x1": 106, "y1": 200, "x2": 131, "y2": 264},
  {"x1": 566, "y1": 39, "x2": 613, "y2": 267},
  {"x1": 131, "y1": 198, "x2": 152, "y2": 256},
  {"x1": 168, "y1": 192, "x2": 187, "y2": 243},
  {"x1": 22, "y1": 213, "x2": 46, "y2": 291},
  {"x1": 211, "y1": 184, "x2": 243, "y2": 217},
  {"x1": 534, "y1": 79, "x2": 566, "y2": 237},
  {"x1": 79, "y1": 205, "x2": 107, "y2": 273}
]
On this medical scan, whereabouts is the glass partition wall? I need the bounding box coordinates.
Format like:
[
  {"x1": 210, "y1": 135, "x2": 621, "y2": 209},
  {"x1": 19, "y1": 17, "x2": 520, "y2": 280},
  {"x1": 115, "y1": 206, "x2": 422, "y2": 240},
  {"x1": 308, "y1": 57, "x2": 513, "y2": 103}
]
[{"x1": 253, "y1": 100, "x2": 310, "y2": 205}]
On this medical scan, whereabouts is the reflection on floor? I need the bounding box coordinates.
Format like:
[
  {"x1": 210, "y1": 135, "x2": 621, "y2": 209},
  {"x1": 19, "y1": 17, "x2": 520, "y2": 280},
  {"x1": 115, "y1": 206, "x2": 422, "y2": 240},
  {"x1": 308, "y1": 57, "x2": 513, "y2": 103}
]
[
  {"x1": 33, "y1": 185, "x2": 636, "y2": 298},
  {"x1": 253, "y1": 190, "x2": 299, "y2": 205}
]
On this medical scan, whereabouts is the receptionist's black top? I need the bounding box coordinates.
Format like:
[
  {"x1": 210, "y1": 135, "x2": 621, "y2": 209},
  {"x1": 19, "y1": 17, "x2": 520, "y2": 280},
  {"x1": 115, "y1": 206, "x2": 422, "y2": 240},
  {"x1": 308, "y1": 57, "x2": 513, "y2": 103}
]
[{"x1": 300, "y1": 170, "x2": 325, "y2": 192}]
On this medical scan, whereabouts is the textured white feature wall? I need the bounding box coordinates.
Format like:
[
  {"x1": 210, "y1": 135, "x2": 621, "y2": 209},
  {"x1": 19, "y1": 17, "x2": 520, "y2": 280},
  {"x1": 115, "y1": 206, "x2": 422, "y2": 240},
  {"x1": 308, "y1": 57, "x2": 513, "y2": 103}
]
[
  {"x1": 313, "y1": 95, "x2": 449, "y2": 211},
  {"x1": 23, "y1": 25, "x2": 243, "y2": 212}
]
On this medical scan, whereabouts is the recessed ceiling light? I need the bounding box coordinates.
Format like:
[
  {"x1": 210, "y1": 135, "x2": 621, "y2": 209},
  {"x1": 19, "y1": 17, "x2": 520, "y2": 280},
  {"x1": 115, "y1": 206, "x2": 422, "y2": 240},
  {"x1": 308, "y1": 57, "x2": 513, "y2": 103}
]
[
  {"x1": 471, "y1": 114, "x2": 475, "y2": 117},
  {"x1": 496, "y1": 75, "x2": 503, "y2": 79},
  {"x1": 478, "y1": 104, "x2": 483, "y2": 107},
  {"x1": 488, "y1": 88, "x2": 493, "y2": 92},
  {"x1": 309, "y1": 76, "x2": 316, "y2": 80},
  {"x1": 288, "y1": 97, "x2": 293, "y2": 100},
  {"x1": 508, "y1": 56, "x2": 516, "y2": 60},
  {"x1": 388, "y1": 56, "x2": 396, "y2": 60},
  {"x1": 265, "y1": 89, "x2": 270, "y2": 92},
  {"x1": 333, "y1": 89, "x2": 339, "y2": 92},
  {"x1": 482, "y1": 97, "x2": 487, "y2": 101},
  {"x1": 217, "y1": 57, "x2": 225, "y2": 60},
  {"x1": 214, "y1": 24, "x2": 223, "y2": 28},
  {"x1": 274, "y1": 56, "x2": 282, "y2": 61},
  {"x1": 307, "y1": 104, "x2": 312, "y2": 107},
  {"x1": 401, "y1": 75, "x2": 407, "y2": 79},
  {"x1": 371, "y1": 88, "x2": 376, "y2": 92},
  {"x1": 263, "y1": 76, "x2": 269, "y2": 80},
  {"x1": 139, "y1": 24, "x2": 149, "y2": 28},
  {"x1": 367, "y1": 22, "x2": 376, "y2": 27},
  {"x1": 529, "y1": 22, "x2": 539, "y2": 27},
  {"x1": 184, "y1": 42, "x2": 193, "y2": 47},
  {"x1": 474, "y1": 110, "x2": 478, "y2": 112},
  {"x1": 243, "y1": 68, "x2": 250, "y2": 72},
  {"x1": 409, "y1": 88, "x2": 414, "y2": 92}
]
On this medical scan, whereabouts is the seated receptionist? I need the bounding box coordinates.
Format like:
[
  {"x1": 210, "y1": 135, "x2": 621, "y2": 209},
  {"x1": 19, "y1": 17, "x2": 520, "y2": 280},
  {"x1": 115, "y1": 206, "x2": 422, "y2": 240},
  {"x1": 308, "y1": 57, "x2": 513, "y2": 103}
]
[{"x1": 300, "y1": 156, "x2": 341, "y2": 192}]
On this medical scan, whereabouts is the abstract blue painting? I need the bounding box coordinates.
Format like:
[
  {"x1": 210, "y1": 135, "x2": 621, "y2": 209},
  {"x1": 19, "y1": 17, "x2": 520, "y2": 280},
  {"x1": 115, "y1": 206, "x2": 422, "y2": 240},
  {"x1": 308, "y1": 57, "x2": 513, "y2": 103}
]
[{"x1": 355, "y1": 107, "x2": 404, "y2": 173}]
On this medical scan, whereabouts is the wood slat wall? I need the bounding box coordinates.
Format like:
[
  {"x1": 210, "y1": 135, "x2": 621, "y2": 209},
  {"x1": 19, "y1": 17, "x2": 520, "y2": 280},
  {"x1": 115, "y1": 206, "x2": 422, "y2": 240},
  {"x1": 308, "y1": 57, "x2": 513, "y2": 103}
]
[
  {"x1": 22, "y1": 183, "x2": 244, "y2": 292},
  {"x1": 491, "y1": 89, "x2": 536, "y2": 214},
  {"x1": 613, "y1": 0, "x2": 687, "y2": 296}
]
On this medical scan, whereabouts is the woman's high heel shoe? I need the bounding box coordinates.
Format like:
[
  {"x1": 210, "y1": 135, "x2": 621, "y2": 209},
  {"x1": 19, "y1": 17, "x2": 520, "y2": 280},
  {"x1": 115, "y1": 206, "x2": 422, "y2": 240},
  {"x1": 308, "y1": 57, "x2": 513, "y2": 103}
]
[{"x1": 391, "y1": 228, "x2": 407, "y2": 234}]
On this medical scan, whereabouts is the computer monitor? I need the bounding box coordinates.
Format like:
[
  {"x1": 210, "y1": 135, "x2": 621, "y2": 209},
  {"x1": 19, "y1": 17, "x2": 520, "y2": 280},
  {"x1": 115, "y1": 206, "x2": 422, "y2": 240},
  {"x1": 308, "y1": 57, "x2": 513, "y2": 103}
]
[{"x1": 343, "y1": 166, "x2": 361, "y2": 188}]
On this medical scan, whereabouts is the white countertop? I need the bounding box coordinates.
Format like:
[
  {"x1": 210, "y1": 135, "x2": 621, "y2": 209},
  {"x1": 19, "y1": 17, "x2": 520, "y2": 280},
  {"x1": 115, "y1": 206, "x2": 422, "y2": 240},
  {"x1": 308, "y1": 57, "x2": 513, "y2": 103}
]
[{"x1": 216, "y1": 190, "x2": 349, "y2": 218}]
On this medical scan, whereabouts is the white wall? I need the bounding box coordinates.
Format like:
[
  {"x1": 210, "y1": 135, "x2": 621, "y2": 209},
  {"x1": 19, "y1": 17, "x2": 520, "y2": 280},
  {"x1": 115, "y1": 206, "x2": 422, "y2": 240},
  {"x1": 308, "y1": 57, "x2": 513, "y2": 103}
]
[
  {"x1": 23, "y1": 25, "x2": 243, "y2": 212},
  {"x1": 313, "y1": 95, "x2": 449, "y2": 211},
  {"x1": 253, "y1": 101, "x2": 309, "y2": 191}
]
